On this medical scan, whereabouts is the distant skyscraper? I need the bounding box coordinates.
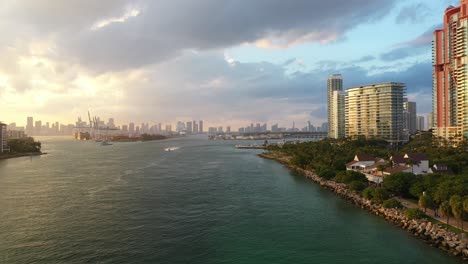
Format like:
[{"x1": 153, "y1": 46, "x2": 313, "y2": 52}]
[
  {"x1": 199, "y1": 120, "x2": 204, "y2": 133},
  {"x1": 345, "y1": 82, "x2": 407, "y2": 143},
  {"x1": 226, "y1": 126, "x2": 231, "y2": 133},
  {"x1": 417, "y1": 116, "x2": 426, "y2": 131},
  {"x1": 129, "y1": 122, "x2": 135, "y2": 136},
  {"x1": 403, "y1": 100, "x2": 417, "y2": 135},
  {"x1": 186, "y1": 121, "x2": 193, "y2": 133},
  {"x1": 35, "y1": 120, "x2": 42, "y2": 135},
  {"x1": 0, "y1": 122, "x2": 8, "y2": 153},
  {"x1": 327, "y1": 74, "x2": 345, "y2": 138},
  {"x1": 433, "y1": 0, "x2": 468, "y2": 144},
  {"x1": 193, "y1": 121, "x2": 198, "y2": 133},
  {"x1": 26, "y1": 116, "x2": 34, "y2": 136},
  {"x1": 271, "y1": 124, "x2": 278, "y2": 132}
]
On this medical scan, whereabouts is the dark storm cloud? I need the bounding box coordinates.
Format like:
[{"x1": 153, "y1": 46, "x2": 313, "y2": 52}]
[{"x1": 1, "y1": 0, "x2": 399, "y2": 72}]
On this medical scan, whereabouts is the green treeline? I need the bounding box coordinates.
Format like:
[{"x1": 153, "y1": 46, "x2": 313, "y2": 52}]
[
  {"x1": 6, "y1": 137, "x2": 42, "y2": 154},
  {"x1": 267, "y1": 134, "x2": 468, "y2": 227}
]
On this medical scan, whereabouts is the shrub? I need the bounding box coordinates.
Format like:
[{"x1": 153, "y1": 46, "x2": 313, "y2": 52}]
[
  {"x1": 361, "y1": 187, "x2": 375, "y2": 200},
  {"x1": 404, "y1": 208, "x2": 426, "y2": 220},
  {"x1": 317, "y1": 168, "x2": 336, "y2": 180},
  {"x1": 371, "y1": 188, "x2": 390, "y2": 205},
  {"x1": 349, "y1": 181, "x2": 367, "y2": 192},
  {"x1": 335, "y1": 170, "x2": 368, "y2": 184},
  {"x1": 383, "y1": 198, "x2": 403, "y2": 209},
  {"x1": 383, "y1": 172, "x2": 415, "y2": 197}
]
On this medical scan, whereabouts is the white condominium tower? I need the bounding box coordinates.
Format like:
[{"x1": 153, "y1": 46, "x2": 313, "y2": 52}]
[
  {"x1": 327, "y1": 74, "x2": 345, "y2": 139},
  {"x1": 345, "y1": 82, "x2": 407, "y2": 143}
]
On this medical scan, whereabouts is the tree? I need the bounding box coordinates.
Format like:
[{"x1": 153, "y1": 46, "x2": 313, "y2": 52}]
[
  {"x1": 372, "y1": 188, "x2": 390, "y2": 204},
  {"x1": 383, "y1": 198, "x2": 403, "y2": 209},
  {"x1": 376, "y1": 164, "x2": 387, "y2": 177},
  {"x1": 449, "y1": 195, "x2": 463, "y2": 231},
  {"x1": 349, "y1": 181, "x2": 367, "y2": 192},
  {"x1": 362, "y1": 187, "x2": 375, "y2": 200},
  {"x1": 382, "y1": 172, "x2": 414, "y2": 197},
  {"x1": 404, "y1": 208, "x2": 426, "y2": 220},
  {"x1": 418, "y1": 194, "x2": 434, "y2": 213},
  {"x1": 439, "y1": 201, "x2": 452, "y2": 228}
]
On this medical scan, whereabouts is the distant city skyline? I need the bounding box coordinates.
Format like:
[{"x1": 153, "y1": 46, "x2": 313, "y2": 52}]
[{"x1": 0, "y1": 1, "x2": 458, "y2": 127}]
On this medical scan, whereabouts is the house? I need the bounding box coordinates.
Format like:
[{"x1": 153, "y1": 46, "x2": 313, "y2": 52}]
[
  {"x1": 346, "y1": 154, "x2": 384, "y2": 171},
  {"x1": 390, "y1": 153, "x2": 429, "y2": 174},
  {"x1": 428, "y1": 164, "x2": 454, "y2": 175},
  {"x1": 383, "y1": 165, "x2": 412, "y2": 176}
]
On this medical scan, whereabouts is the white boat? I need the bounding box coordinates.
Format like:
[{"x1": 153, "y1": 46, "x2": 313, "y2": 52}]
[{"x1": 164, "y1": 147, "x2": 178, "y2": 152}]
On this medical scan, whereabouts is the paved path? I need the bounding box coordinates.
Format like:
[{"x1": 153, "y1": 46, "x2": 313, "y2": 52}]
[{"x1": 397, "y1": 197, "x2": 467, "y2": 232}]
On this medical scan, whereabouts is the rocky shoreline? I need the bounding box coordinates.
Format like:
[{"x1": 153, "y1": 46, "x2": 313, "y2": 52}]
[{"x1": 259, "y1": 153, "x2": 468, "y2": 260}]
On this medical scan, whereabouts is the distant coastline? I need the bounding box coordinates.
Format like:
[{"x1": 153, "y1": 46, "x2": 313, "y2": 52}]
[{"x1": 259, "y1": 151, "x2": 468, "y2": 260}]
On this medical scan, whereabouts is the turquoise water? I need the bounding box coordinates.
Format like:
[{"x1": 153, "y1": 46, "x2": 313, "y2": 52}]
[{"x1": 0, "y1": 136, "x2": 463, "y2": 263}]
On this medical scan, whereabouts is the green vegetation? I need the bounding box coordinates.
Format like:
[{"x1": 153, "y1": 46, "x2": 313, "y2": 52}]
[
  {"x1": 383, "y1": 198, "x2": 404, "y2": 209},
  {"x1": 6, "y1": 137, "x2": 42, "y2": 154},
  {"x1": 140, "y1": 134, "x2": 167, "y2": 141},
  {"x1": 404, "y1": 208, "x2": 427, "y2": 220},
  {"x1": 267, "y1": 135, "x2": 468, "y2": 226}
]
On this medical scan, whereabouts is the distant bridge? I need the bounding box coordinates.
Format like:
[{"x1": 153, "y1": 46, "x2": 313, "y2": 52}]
[{"x1": 211, "y1": 131, "x2": 328, "y2": 140}]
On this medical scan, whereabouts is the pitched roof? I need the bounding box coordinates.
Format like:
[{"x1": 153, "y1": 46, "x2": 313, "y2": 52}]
[
  {"x1": 367, "y1": 161, "x2": 388, "y2": 170},
  {"x1": 405, "y1": 153, "x2": 428, "y2": 162},
  {"x1": 355, "y1": 154, "x2": 375, "y2": 161},
  {"x1": 385, "y1": 165, "x2": 411, "y2": 174},
  {"x1": 346, "y1": 160, "x2": 359, "y2": 167},
  {"x1": 391, "y1": 155, "x2": 406, "y2": 164}
]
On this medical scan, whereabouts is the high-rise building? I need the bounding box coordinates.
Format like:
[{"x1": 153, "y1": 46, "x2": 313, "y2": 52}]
[
  {"x1": 427, "y1": 112, "x2": 434, "y2": 130},
  {"x1": 35, "y1": 120, "x2": 42, "y2": 135},
  {"x1": 417, "y1": 116, "x2": 426, "y2": 131},
  {"x1": 226, "y1": 126, "x2": 231, "y2": 133},
  {"x1": 199, "y1": 120, "x2": 204, "y2": 133},
  {"x1": 129, "y1": 122, "x2": 135, "y2": 136},
  {"x1": 327, "y1": 74, "x2": 345, "y2": 138},
  {"x1": 403, "y1": 100, "x2": 417, "y2": 135},
  {"x1": 0, "y1": 122, "x2": 8, "y2": 153},
  {"x1": 186, "y1": 121, "x2": 193, "y2": 134},
  {"x1": 433, "y1": 0, "x2": 468, "y2": 144},
  {"x1": 193, "y1": 121, "x2": 198, "y2": 134},
  {"x1": 345, "y1": 82, "x2": 407, "y2": 143},
  {"x1": 26, "y1": 116, "x2": 34, "y2": 136}
]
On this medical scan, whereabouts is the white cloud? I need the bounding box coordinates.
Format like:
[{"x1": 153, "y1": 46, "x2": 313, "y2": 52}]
[{"x1": 91, "y1": 8, "x2": 141, "y2": 30}]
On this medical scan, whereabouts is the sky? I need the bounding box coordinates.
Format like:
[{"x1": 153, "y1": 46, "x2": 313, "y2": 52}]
[{"x1": 0, "y1": 0, "x2": 460, "y2": 129}]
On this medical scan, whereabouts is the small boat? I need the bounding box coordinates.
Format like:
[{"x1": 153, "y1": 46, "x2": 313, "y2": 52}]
[
  {"x1": 164, "y1": 147, "x2": 178, "y2": 152},
  {"x1": 101, "y1": 141, "x2": 113, "y2": 146}
]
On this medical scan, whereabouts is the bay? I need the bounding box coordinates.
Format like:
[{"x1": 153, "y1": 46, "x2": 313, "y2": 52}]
[{"x1": 0, "y1": 136, "x2": 463, "y2": 263}]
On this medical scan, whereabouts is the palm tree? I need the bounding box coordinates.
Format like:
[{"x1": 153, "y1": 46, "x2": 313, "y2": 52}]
[
  {"x1": 439, "y1": 201, "x2": 452, "y2": 228},
  {"x1": 418, "y1": 194, "x2": 433, "y2": 214},
  {"x1": 450, "y1": 195, "x2": 463, "y2": 231}
]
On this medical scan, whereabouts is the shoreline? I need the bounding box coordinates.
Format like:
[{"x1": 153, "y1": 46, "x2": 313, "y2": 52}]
[
  {"x1": 259, "y1": 152, "x2": 468, "y2": 260},
  {"x1": 0, "y1": 152, "x2": 47, "y2": 160}
]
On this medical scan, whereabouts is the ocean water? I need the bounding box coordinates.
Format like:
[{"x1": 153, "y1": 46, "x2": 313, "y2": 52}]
[{"x1": 0, "y1": 136, "x2": 463, "y2": 264}]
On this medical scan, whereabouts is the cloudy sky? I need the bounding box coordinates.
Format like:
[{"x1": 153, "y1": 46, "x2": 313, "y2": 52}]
[{"x1": 0, "y1": 0, "x2": 459, "y2": 129}]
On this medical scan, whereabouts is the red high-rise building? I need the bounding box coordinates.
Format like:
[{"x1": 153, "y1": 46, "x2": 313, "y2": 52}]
[{"x1": 433, "y1": 0, "x2": 468, "y2": 144}]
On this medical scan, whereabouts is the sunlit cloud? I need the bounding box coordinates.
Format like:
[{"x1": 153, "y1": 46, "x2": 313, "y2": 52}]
[{"x1": 91, "y1": 8, "x2": 141, "y2": 30}]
